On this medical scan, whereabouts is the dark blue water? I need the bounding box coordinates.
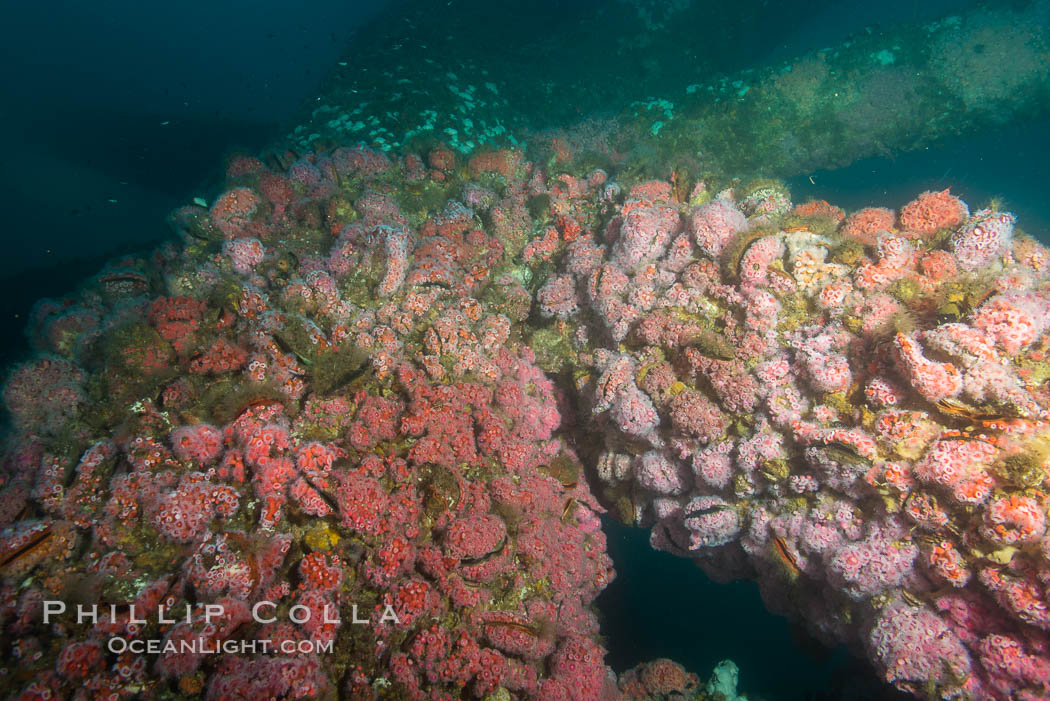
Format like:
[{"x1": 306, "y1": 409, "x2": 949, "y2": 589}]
[
  {"x1": 789, "y1": 120, "x2": 1050, "y2": 244},
  {"x1": 0, "y1": 0, "x2": 386, "y2": 365}
]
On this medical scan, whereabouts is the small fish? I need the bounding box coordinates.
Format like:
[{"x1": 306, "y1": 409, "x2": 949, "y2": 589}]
[
  {"x1": 0, "y1": 525, "x2": 53, "y2": 570},
  {"x1": 561, "y1": 497, "x2": 578, "y2": 523},
  {"x1": 769, "y1": 266, "x2": 795, "y2": 285},
  {"x1": 771, "y1": 534, "x2": 802, "y2": 577},
  {"x1": 683, "y1": 503, "x2": 732, "y2": 520},
  {"x1": 935, "y1": 398, "x2": 986, "y2": 421},
  {"x1": 242, "y1": 397, "x2": 285, "y2": 413},
  {"x1": 936, "y1": 399, "x2": 1046, "y2": 434},
  {"x1": 460, "y1": 536, "x2": 507, "y2": 566},
  {"x1": 301, "y1": 476, "x2": 340, "y2": 514},
  {"x1": 901, "y1": 590, "x2": 924, "y2": 608}
]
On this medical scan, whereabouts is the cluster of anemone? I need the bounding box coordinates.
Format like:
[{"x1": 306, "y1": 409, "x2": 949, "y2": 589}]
[{"x1": 1, "y1": 139, "x2": 1048, "y2": 701}]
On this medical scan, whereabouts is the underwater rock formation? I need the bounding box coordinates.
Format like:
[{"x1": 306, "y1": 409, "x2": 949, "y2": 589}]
[
  {"x1": 2, "y1": 147, "x2": 617, "y2": 700},
  {"x1": 1, "y1": 141, "x2": 1048, "y2": 700},
  {"x1": 292, "y1": 2, "x2": 1050, "y2": 180},
  {"x1": 543, "y1": 177, "x2": 1050, "y2": 699}
]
